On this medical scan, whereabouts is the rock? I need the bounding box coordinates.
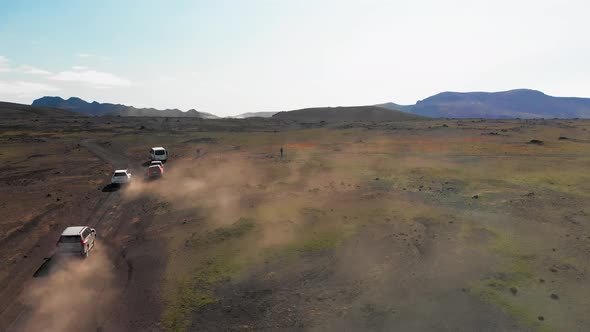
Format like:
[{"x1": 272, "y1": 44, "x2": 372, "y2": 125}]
[
  {"x1": 528, "y1": 139, "x2": 544, "y2": 145},
  {"x1": 472, "y1": 195, "x2": 479, "y2": 199},
  {"x1": 46, "y1": 193, "x2": 51, "y2": 197},
  {"x1": 550, "y1": 294, "x2": 559, "y2": 300},
  {"x1": 375, "y1": 178, "x2": 380, "y2": 181},
  {"x1": 510, "y1": 287, "x2": 518, "y2": 295},
  {"x1": 539, "y1": 278, "x2": 545, "y2": 283},
  {"x1": 538, "y1": 316, "x2": 544, "y2": 321},
  {"x1": 558, "y1": 136, "x2": 569, "y2": 140}
]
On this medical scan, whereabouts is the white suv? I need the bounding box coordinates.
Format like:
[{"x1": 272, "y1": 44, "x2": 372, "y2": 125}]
[
  {"x1": 56, "y1": 226, "x2": 96, "y2": 258},
  {"x1": 111, "y1": 169, "x2": 132, "y2": 185},
  {"x1": 150, "y1": 147, "x2": 168, "y2": 162}
]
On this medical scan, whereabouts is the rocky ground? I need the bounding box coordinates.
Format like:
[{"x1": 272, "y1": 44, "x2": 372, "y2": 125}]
[{"x1": 0, "y1": 116, "x2": 589, "y2": 331}]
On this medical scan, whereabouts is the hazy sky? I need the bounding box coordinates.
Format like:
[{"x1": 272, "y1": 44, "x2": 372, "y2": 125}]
[{"x1": 0, "y1": 0, "x2": 588, "y2": 116}]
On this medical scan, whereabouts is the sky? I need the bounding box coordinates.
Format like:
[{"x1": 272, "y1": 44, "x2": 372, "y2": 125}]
[{"x1": 0, "y1": 0, "x2": 589, "y2": 117}]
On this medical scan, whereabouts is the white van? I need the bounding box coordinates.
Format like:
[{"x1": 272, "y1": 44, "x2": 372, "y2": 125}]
[
  {"x1": 150, "y1": 147, "x2": 168, "y2": 162},
  {"x1": 56, "y1": 226, "x2": 96, "y2": 258}
]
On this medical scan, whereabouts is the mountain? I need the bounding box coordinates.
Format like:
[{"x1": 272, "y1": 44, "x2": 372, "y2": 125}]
[
  {"x1": 231, "y1": 111, "x2": 277, "y2": 119},
  {"x1": 32, "y1": 96, "x2": 218, "y2": 118},
  {"x1": 272, "y1": 106, "x2": 425, "y2": 122},
  {"x1": 377, "y1": 89, "x2": 590, "y2": 118},
  {"x1": 0, "y1": 101, "x2": 80, "y2": 119}
]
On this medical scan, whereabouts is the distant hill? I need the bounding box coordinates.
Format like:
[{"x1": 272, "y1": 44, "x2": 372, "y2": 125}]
[
  {"x1": 0, "y1": 101, "x2": 80, "y2": 119},
  {"x1": 377, "y1": 89, "x2": 590, "y2": 118},
  {"x1": 32, "y1": 96, "x2": 218, "y2": 118},
  {"x1": 272, "y1": 106, "x2": 425, "y2": 122},
  {"x1": 231, "y1": 111, "x2": 277, "y2": 119}
]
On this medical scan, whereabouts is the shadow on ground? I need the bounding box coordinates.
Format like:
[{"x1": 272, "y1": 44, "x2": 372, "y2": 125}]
[{"x1": 102, "y1": 184, "x2": 121, "y2": 192}]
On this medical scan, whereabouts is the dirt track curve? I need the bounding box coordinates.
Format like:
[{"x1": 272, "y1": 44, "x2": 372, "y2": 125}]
[{"x1": 3, "y1": 139, "x2": 139, "y2": 332}]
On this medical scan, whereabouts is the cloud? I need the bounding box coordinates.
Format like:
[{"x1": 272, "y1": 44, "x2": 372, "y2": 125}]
[
  {"x1": 18, "y1": 65, "x2": 52, "y2": 75},
  {"x1": 0, "y1": 55, "x2": 12, "y2": 72},
  {"x1": 0, "y1": 80, "x2": 60, "y2": 98},
  {"x1": 77, "y1": 53, "x2": 110, "y2": 61},
  {"x1": 0, "y1": 57, "x2": 52, "y2": 75},
  {"x1": 50, "y1": 67, "x2": 131, "y2": 87}
]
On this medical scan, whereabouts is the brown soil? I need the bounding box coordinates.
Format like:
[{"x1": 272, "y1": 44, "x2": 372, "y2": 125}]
[{"x1": 0, "y1": 116, "x2": 589, "y2": 332}]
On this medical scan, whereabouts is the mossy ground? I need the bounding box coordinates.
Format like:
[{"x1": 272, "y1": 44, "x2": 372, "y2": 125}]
[{"x1": 117, "y1": 120, "x2": 590, "y2": 331}]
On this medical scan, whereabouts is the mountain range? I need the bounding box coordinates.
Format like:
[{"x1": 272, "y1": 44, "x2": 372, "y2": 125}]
[
  {"x1": 26, "y1": 89, "x2": 590, "y2": 120},
  {"x1": 32, "y1": 97, "x2": 218, "y2": 118},
  {"x1": 376, "y1": 89, "x2": 590, "y2": 118},
  {"x1": 273, "y1": 106, "x2": 425, "y2": 122},
  {"x1": 0, "y1": 101, "x2": 79, "y2": 119}
]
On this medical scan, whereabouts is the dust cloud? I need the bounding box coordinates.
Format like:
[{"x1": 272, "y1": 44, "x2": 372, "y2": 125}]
[
  {"x1": 122, "y1": 150, "x2": 343, "y2": 245},
  {"x1": 19, "y1": 249, "x2": 116, "y2": 332},
  {"x1": 124, "y1": 155, "x2": 267, "y2": 226}
]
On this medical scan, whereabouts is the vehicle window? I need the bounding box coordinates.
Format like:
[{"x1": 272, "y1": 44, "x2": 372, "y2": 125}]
[
  {"x1": 82, "y1": 229, "x2": 91, "y2": 238},
  {"x1": 114, "y1": 172, "x2": 127, "y2": 177},
  {"x1": 155, "y1": 150, "x2": 166, "y2": 155},
  {"x1": 59, "y1": 235, "x2": 81, "y2": 243}
]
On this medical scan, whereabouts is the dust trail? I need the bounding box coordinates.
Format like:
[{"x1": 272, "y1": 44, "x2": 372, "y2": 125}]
[
  {"x1": 124, "y1": 155, "x2": 268, "y2": 226},
  {"x1": 18, "y1": 249, "x2": 116, "y2": 332}
]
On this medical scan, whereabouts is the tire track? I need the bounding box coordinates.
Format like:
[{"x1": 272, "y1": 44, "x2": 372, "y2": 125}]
[{"x1": 7, "y1": 139, "x2": 135, "y2": 332}]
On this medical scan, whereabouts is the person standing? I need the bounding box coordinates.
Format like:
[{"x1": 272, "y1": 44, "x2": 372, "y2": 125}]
[{"x1": 280, "y1": 146, "x2": 284, "y2": 159}]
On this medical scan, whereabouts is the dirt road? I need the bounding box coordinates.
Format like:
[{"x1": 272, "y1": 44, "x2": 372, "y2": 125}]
[{"x1": 1, "y1": 139, "x2": 143, "y2": 331}]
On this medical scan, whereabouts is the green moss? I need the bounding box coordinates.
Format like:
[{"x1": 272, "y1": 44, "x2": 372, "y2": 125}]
[
  {"x1": 162, "y1": 218, "x2": 256, "y2": 331},
  {"x1": 162, "y1": 281, "x2": 216, "y2": 332},
  {"x1": 186, "y1": 218, "x2": 255, "y2": 247},
  {"x1": 162, "y1": 255, "x2": 249, "y2": 331},
  {"x1": 296, "y1": 232, "x2": 342, "y2": 252},
  {"x1": 193, "y1": 254, "x2": 248, "y2": 284},
  {"x1": 0, "y1": 130, "x2": 31, "y2": 136},
  {"x1": 212, "y1": 217, "x2": 255, "y2": 239},
  {"x1": 472, "y1": 282, "x2": 549, "y2": 332},
  {"x1": 287, "y1": 224, "x2": 357, "y2": 254},
  {"x1": 467, "y1": 225, "x2": 550, "y2": 331}
]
